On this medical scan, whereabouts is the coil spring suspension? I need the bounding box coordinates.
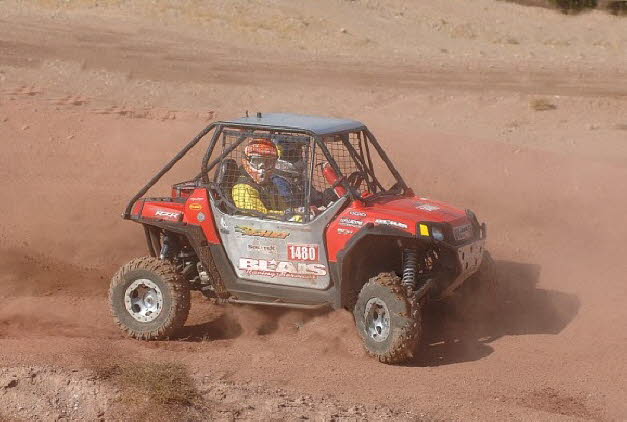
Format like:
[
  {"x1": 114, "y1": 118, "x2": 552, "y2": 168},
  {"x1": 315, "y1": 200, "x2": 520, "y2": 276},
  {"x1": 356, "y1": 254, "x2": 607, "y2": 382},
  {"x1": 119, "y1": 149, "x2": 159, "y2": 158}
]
[{"x1": 401, "y1": 248, "x2": 418, "y2": 290}]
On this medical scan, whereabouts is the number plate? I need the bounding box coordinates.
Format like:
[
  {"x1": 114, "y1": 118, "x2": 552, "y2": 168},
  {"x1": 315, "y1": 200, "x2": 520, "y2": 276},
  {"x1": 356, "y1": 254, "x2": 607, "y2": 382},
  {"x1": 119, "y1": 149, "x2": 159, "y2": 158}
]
[
  {"x1": 453, "y1": 224, "x2": 473, "y2": 242},
  {"x1": 287, "y1": 244, "x2": 319, "y2": 262}
]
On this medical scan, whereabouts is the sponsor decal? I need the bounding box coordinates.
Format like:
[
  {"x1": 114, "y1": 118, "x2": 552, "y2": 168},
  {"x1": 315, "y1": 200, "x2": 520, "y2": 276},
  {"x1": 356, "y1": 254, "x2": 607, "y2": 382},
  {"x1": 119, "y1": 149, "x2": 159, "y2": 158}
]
[
  {"x1": 375, "y1": 219, "x2": 408, "y2": 229},
  {"x1": 189, "y1": 203, "x2": 202, "y2": 211},
  {"x1": 197, "y1": 212, "x2": 206, "y2": 222},
  {"x1": 155, "y1": 210, "x2": 181, "y2": 219},
  {"x1": 337, "y1": 228, "x2": 354, "y2": 235},
  {"x1": 235, "y1": 225, "x2": 290, "y2": 239},
  {"x1": 453, "y1": 224, "x2": 473, "y2": 241},
  {"x1": 416, "y1": 204, "x2": 440, "y2": 212},
  {"x1": 287, "y1": 244, "x2": 319, "y2": 262},
  {"x1": 246, "y1": 244, "x2": 277, "y2": 254},
  {"x1": 349, "y1": 211, "x2": 367, "y2": 217},
  {"x1": 188, "y1": 197, "x2": 205, "y2": 201},
  {"x1": 339, "y1": 218, "x2": 363, "y2": 228},
  {"x1": 239, "y1": 258, "x2": 327, "y2": 279},
  {"x1": 220, "y1": 217, "x2": 228, "y2": 231}
]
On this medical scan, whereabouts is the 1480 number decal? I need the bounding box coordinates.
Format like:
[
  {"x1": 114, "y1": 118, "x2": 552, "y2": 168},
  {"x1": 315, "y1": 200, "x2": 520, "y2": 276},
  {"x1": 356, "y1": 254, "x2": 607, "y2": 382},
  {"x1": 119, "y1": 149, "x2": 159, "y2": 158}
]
[{"x1": 287, "y1": 244, "x2": 318, "y2": 262}]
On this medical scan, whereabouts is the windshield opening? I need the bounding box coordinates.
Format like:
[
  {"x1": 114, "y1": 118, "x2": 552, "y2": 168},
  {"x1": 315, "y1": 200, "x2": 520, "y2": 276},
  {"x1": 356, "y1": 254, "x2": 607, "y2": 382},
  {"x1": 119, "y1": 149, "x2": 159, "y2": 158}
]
[{"x1": 318, "y1": 130, "x2": 403, "y2": 201}]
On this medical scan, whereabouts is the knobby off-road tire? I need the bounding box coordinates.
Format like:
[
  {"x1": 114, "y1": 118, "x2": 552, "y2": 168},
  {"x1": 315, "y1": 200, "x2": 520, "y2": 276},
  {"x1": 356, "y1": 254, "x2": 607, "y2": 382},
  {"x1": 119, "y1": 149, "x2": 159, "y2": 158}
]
[
  {"x1": 353, "y1": 272, "x2": 421, "y2": 364},
  {"x1": 109, "y1": 257, "x2": 190, "y2": 340}
]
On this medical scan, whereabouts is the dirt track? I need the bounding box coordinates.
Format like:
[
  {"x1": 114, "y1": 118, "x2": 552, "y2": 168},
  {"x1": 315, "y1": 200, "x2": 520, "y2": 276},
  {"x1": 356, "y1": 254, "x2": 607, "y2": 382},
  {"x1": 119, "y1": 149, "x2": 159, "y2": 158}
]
[{"x1": 1, "y1": 1, "x2": 626, "y2": 420}]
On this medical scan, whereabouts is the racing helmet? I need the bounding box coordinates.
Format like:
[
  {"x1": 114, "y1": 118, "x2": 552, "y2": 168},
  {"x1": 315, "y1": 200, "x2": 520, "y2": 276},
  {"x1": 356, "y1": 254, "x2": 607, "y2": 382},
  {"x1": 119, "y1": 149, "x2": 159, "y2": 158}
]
[
  {"x1": 242, "y1": 138, "x2": 278, "y2": 184},
  {"x1": 275, "y1": 139, "x2": 305, "y2": 175}
]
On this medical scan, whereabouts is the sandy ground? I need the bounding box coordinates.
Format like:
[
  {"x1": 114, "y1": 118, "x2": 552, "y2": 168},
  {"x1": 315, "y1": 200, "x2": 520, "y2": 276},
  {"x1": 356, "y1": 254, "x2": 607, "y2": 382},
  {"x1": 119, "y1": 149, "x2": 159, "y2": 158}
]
[{"x1": 1, "y1": 1, "x2": 626, "y2": 420}]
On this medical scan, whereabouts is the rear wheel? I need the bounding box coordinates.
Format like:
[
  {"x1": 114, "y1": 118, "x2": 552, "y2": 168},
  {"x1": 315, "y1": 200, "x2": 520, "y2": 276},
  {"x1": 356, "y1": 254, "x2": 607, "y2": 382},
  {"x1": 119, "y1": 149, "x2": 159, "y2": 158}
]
[
  {"x1": 109, "y1": 257, "x2": 190, "y2": 340},
  {"x1": 353, "y1": 273, "x2": 421, "y2": 364}
]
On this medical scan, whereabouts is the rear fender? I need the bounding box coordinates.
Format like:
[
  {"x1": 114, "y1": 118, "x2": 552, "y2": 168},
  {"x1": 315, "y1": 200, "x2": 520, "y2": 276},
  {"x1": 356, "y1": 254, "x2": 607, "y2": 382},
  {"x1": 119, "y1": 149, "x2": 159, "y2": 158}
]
[
  {"x1": 135, "y1": 199, "x2": 185, "y2": 222},
  {"x1": 130, "y1": 188, "x2": 220, "y2": 245}
]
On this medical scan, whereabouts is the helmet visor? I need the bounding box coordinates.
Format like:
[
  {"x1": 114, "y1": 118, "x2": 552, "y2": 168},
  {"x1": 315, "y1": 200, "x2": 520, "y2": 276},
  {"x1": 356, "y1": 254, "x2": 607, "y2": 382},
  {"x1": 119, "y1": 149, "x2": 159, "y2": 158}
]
[{"x1": 247, "y1": 155, "x2": 277, "y2": 170}]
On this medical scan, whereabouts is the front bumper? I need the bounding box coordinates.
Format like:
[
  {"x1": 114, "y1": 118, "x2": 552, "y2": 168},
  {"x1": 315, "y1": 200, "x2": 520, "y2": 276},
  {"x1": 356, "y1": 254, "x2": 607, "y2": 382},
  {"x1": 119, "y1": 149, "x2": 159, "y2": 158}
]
[{"x1": 440, "y1": 238, "x2": 486, "y2": 297}]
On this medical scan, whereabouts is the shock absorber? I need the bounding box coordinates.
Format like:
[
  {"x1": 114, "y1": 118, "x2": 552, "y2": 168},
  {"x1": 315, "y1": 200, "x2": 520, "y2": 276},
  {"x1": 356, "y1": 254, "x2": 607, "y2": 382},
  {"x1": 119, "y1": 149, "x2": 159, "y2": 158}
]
[
  {"x1": 159, "y1": 233, "x2": 179, "y2": 260},
  {"x1": 159, "y1": 234, "x2": 170, "y2": 260},
  {"x1": 401, "y1": 248, "x2": 418, "y2": 291}
]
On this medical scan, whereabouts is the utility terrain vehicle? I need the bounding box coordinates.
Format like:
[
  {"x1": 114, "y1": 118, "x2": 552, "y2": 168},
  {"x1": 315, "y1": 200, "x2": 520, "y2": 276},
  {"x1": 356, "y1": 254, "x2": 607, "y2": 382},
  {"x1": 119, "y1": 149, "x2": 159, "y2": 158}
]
[{"x1": 110, "y1": 113, "x2": 492, "y2": 364}]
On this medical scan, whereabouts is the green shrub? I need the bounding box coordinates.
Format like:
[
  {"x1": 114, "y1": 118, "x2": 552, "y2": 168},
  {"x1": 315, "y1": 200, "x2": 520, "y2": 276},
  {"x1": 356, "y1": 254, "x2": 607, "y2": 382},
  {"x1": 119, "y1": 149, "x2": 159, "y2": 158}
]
[
  {"x1": 549, "y1": 0, "x2": 597, "y2": 12},
  {"x1": 607, "y1": 1, "x2": 627, "y2": 14}
]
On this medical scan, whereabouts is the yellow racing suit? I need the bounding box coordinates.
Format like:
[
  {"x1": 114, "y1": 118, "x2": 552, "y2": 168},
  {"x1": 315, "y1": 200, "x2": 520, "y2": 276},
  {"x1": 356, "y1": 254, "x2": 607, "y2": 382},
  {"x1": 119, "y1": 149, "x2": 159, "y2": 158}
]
[{"x1": 232, "y1": 173, "x2": 289, "y2": 217}]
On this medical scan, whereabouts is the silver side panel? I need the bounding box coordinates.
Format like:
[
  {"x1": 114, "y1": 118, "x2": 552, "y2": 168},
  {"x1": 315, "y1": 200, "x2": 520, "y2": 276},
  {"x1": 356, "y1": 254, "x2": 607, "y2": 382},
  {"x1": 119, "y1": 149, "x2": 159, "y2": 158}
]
[{"x1": 211, "y1": 198, "x2": 347, "y2": 290}]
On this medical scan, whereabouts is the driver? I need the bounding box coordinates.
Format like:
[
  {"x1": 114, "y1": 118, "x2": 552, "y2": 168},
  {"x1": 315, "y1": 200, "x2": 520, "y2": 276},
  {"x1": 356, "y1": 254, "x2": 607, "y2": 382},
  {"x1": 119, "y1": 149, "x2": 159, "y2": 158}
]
[{"x1": 232, "y1": 138, "x2": 292, "y2": 218}]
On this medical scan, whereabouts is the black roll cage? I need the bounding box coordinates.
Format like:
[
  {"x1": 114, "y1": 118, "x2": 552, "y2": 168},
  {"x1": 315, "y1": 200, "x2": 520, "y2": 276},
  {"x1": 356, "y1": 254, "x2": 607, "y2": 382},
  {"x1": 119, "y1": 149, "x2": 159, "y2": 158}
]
[{"x1": 123, "y1": 122, "x2": 408, "y2": 220}]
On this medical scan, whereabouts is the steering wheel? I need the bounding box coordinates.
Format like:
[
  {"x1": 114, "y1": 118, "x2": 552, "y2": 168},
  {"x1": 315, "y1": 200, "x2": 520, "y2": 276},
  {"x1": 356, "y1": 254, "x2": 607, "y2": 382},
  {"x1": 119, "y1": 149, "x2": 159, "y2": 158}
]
[{"x1": 346, "y1": 171, "x2": 366, "y2": 191}]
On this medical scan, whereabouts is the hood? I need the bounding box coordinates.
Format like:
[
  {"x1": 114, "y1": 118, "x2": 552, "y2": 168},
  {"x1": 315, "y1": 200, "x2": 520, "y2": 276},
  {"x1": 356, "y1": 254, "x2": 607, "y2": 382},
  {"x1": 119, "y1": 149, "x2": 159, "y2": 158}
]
[
  {"x1": 326, "y1": 195, "x2": 479, "y2": 261},
  {"x1": 354, "y1": 196, "x2": 472, "y2": 234},
  {"x1": 363, "y1": 195, "x2": 471, "y2": 228}
]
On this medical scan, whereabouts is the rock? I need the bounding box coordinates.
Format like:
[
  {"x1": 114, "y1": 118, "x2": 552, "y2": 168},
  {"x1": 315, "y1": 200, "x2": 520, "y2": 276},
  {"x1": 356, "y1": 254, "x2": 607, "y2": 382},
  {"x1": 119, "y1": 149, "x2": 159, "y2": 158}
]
[
  {"x1": 3, "y1": 379, "x2": 18, "y2": 388},
  {"x1": 21, "y1": 125, "x2": 30, "y2": 130},
  {"x1": 339, "y1": 28, "x2": 347, "y2": 34}
]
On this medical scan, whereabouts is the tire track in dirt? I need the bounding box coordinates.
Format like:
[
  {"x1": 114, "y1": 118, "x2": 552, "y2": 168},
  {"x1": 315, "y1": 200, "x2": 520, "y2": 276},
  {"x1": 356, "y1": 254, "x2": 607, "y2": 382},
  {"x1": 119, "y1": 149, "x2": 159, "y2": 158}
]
[{"x1": 1, "y1": 16, "x2": 626, "y2": 97}]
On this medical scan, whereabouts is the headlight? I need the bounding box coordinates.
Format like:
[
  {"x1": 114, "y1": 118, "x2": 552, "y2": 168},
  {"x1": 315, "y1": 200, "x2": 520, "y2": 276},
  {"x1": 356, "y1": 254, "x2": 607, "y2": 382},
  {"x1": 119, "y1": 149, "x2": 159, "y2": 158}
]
[{"x1": 431, "y1": 226, "x2": 445, "y2": 241}]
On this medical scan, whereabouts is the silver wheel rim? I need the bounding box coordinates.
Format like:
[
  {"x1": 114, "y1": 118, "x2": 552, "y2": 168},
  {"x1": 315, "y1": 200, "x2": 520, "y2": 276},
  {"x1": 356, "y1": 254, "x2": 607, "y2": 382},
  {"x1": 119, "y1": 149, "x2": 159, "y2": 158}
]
[
  {"x1": 364, "y1": 298, "x2": 391, "y2": 342},
  {"x1": 124, "y1": 279, "x2": 163, "y2": 323}
]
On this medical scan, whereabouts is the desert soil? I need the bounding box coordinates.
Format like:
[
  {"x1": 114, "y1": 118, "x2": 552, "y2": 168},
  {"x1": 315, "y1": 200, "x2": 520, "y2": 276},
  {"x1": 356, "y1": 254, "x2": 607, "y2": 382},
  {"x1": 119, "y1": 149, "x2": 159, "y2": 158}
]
[{"x1": 0, "y1": 1, "x2": 626, "y2": 420}]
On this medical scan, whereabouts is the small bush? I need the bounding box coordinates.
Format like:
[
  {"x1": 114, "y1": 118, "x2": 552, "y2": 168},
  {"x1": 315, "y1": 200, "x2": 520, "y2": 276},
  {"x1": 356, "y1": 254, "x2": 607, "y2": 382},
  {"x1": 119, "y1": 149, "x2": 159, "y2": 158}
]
[
  {"x1": 549, "y1": 0, "x2": 597, "y2": 12},
  {"x1": 102, "y1": 362, "x2": 199, "y2": 406},
  {"x1": 530, "y1": 98, "x2": 557, "y2": 111},
  {"x1": 607, "y1": 1, "x2": 627, "y2": 14},
  {"x1": 500, "y1": 0, "x2": 627, "y2": 14}
]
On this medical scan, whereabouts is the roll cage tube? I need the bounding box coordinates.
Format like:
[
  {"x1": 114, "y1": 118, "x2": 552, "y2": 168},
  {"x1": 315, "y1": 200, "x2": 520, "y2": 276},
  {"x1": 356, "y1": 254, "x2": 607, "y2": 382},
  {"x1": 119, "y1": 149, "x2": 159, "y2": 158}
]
[
  {"x1": 317, "y1": 129, "x2": 408, "y2": 202},
  {"x1": 339, "y1": 131, "x2": 385, "y2": 194},
  {"x1": 199, "y1": 124, "x2": 359, "y2": 201},
  {"x1": 200, "y1": 124, "x2": 225, "y2": 184},
  {"x1": 363, "y1": 129, "x2": 409, "y2": 197},
  {"x1": 197, "y1": 126, "x2": 357, "y2": 222},
  {"x1": 313, "y1": 135, "x2": 363, "y2": 202},
  {"x1": 123, "y1": 122, "x2": 402, "y2": 220},
  {"x1": 123, "y1": 123, "x2": 217, "y2": 219}
]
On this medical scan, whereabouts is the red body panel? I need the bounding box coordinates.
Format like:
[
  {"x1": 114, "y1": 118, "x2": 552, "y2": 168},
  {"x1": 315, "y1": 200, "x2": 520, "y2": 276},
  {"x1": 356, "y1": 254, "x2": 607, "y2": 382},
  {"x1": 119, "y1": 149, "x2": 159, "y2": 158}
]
[
  {"x1": 134, "y1": 189, "x2": 221, "y2": 244},
  {"x1": 326, "y1": 195, "x2": 470, "y2": 261},
  {"x1": 140, "y1": 201, "x2": 185, "y2": 222},
  {"x1": 182, "y1": 188, "x2": 221, "y2": 244}
]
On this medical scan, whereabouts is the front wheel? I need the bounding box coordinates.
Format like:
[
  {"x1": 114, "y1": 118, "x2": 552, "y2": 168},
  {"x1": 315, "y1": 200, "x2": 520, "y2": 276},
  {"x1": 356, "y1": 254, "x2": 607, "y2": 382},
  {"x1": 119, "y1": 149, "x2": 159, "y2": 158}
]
[
  {"x1": 109, "y1": 257, "x2": 190, "y2": 340},
  {"x1": 353, "y1": 273, "x2": 421, "y2": 364}
]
